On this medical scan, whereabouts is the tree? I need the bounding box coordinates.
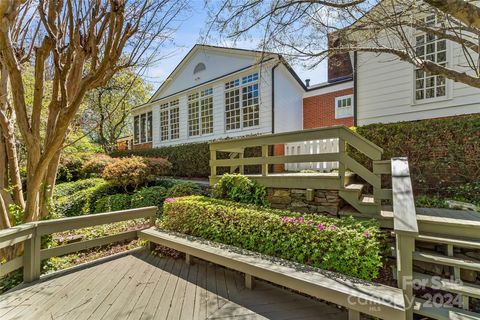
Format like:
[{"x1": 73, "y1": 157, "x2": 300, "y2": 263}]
[
  {"x1": 82, "y1": 68, "x2": 153, "y2": 153},
  {"x1": 208, "y1": 0, "x2": 480, "y2": 89},
  {"x1": 0, "y1": 0, "x2": 187, "y2": 228}
]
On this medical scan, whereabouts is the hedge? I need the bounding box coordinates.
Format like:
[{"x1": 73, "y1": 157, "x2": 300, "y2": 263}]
[
  {"x1": 354, "y1": 114, "x2": 480, "y2": 197},
  {"x1": 110, "y1": 142, "x2": 265, "y2": 178},
  {"x1": 161, "y1": 196, "x2": 384, "y2": 280}
]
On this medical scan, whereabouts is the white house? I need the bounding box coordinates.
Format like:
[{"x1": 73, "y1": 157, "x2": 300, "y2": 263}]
[
  {"x1": 131, "y1": 45, "x2": 310, "y2": 149},
  {"x1": 353, "y1": 10, "x2": 480, "y2": 125}
]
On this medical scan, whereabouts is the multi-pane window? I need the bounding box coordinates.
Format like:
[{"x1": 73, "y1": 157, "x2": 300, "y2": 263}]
[
  {"x1": 415, "y1": 14, "x2": 447, "y2": 101},
  {"x1": 159, "y1": 100, "x2": 179, "y2": 142},
  {"x1": 188, "y1": 88, "x2": 213, "y2": 137},
  {"x1": 335, "y1": 95, "x2": 353, "y2": 119},
  {"x1": 225, "y1": 73, "x2": 259, "y2": 131},
  {"x1": 169, "y1": 100, "x2": 180, "y2": 140},
  {"x1": 133, "y1": 111, "x2": 152, "y2": 144},
  {"x1": 188, "y1": 93, "x2": 200, "y2": 137}
]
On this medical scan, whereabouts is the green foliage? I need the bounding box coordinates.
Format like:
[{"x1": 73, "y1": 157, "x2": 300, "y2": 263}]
[
  {"x1": 94, "y1": 193, "x2": 132, "y2": 213},
  {"x1": 415, "y1": 195, "x2": 448, "y2": 208},
  {"x1": 212, "y1": 174, "x2": 267, "y2": 206},
  {"x1": 55, "y1": 186, "x2": 97, "y2": 216},
  {"x1": 54, "y1": 178, "x2": 105, "y2": 199},
  {"x1": 446, "y1": 182, "x2": 480, "y2": 205},
  {"x1": 154, "y1": 178, "x2": 185, "y2": 189},
  {"x1": 131, "y1": 186, "x2": 167, "y2": 209},
  {"x1": 161, "y1": 196, "x2": 383, "y2": 280},
  {"x1": 166, "y1": 182, "x2": 202, "y2": 198},
  {"x1": 111, "y1": 142, "x2": 211, "y2": 177},
  {"x1": 102, "y1": 156, "x2": 171, "y2": 190},
  {"x1": 354, "y1": 114, "x2": 480, "y2": 196},
  {"x1": 81, "y1": 154, "x2": 114, "y2": 177},
  {"x1": 57, "y1": 153, "x2": 90, "y2": 183}
]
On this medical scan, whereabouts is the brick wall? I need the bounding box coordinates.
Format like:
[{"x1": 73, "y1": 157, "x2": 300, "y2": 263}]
[
  {"x1": 272, "y1": 144, "x2": 285, "y2": 173},
  {"x1": 303, "y1": 88, "x2": 354, "y2": 129},
  {"x1": 132, "y1": 142, "x2": 153, "y2": 150}
]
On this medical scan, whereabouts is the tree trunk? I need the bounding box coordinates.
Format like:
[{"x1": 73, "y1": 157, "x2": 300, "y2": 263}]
[
  {"x1": 39, "y1": 149, "x2": 62, "y2": 219},
  {"x1": 0, "y1": 133, "x2": 12, "y2": 229}
]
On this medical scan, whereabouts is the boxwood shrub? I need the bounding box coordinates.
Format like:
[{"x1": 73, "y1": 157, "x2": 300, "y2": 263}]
[
  {"x1": 94, "y1": 194, "x2": 132, "y2": 213},
  {"x1": 54, "y1": 178, "x2": 105, "y2": 199},
  {"x1": 161, "y1": 196, "x2": 384, "y2": 280},
  {"x1": 131, "y1": 186, "x2": 167, "y2": 209}
]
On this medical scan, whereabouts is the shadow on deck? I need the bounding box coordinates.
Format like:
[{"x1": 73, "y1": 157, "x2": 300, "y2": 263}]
[{"x1": 0, "y1": 249, "x2": 346, "y2": 320}]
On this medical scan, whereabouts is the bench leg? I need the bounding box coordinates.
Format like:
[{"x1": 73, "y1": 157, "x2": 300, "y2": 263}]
[
  {"x1": 185, "y1": 253, "x2": 192, "y2": 265},
  {"x1": 348, "y1": 309, "x2": 360, "y2": 320},
  {"x1": 245, "y1": 274, "x2": 253, "y2": 289}
]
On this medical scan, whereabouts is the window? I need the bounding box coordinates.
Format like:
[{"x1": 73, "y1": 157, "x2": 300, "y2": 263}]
[
  {"x1": 159, "y1": 100, "x2": 179, "y2": 141},
  {"x1": 225, "y1": 73, "x2": 259, "y2": 131},
  {"x1": 133, "y1": 111, "x2": 152, "y2": 144},
  {"x1": 193, "y1": 62, "x2": 206, "y2": 74},
  {"x1": 415, "y1": 14, "x2": 447, "y2": 101},
  {"x1": 335, "y1": 95, "x2": 353, "y2": 119},
  {"x1": 188, "y1": 88, "x2": 213, "y2": 137}
]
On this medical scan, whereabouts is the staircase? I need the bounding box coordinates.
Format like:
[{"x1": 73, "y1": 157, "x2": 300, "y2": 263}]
[{"x1": 339, "y1": 183, "x2": 379, "y2": 215}]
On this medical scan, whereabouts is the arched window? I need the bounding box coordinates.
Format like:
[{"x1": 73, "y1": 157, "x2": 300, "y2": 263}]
[{"x1": 193, "y1": 62, "x2": 206, "y2": 74}]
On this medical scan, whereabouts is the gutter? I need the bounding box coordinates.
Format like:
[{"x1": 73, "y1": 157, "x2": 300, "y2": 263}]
[
  {"x1": 353, "y1": 51, "x2": 358, "y2": 126},
  {"x1": 271, "y1": 62, "x2": 280, "y2": 134}
]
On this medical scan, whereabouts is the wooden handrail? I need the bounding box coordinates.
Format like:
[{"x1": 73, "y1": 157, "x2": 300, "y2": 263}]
[{"x1": 0, "y1": 206, "x2": 157, "y2": 283}]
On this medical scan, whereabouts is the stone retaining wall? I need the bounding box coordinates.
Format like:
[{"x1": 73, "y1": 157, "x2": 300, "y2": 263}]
[{"x1": 267, "y1": 188, "x2": 344, "y2": 215}]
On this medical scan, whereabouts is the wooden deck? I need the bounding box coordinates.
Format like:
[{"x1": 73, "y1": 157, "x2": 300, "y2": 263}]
[{"x1": 0, "y1": 249, "x2": 346, "y2": 320}]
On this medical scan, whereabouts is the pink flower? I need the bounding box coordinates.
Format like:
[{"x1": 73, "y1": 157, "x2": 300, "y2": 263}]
[
  {"x1": 307, "y1": 221, "x2": 313, "y2": 225},
  {"x1": 289, "y1": 217, "x2": 295, "y2": 223},
  {"x1": 165, "y1": 198, "x2": 177, "y2": 203},
  {"x1": 317, "y1": 223, "x2": 325, "y2": 231},
  {"x1": 297, "y1": 217, "x2": 304, "y2": 224},
  {"x1": 364, "y1": 231, "x2": 371, "y2": 238}
]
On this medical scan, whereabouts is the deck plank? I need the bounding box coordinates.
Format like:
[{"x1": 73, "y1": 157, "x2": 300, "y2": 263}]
[{"x1": 0, "y1": 250, "x2": 348, "y2": 320}]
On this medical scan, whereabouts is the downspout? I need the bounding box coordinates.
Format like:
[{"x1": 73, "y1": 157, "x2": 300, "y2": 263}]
[
  {"x1": 353, "y1": 51, "x2": 358, "y2": 127},
  {"x1": 271, "y1": 62, "x2": 280, "y2": 134}
]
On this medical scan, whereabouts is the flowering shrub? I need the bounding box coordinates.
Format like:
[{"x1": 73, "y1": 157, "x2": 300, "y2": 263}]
[
  {"x1": 81, "y1": 154, "x2": 114, "y2": 177},
  {"x1": 212, "y1": 173, "x2": 267, "y2": 206},
  {"x1": 102, "y1": 156, "x2": 171, "y2": 190},
  {"x1": 162, "y1": 196, "x2": 384, "y2": 280}
]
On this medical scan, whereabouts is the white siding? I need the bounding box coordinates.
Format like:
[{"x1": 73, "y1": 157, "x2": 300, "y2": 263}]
[
  {"x1": 357, "y1": 42, "x2": 480, "y2": 125},
  {"x1": 273, "y1": 65, "x2": 304, "y2": 133},
  {"x1": 153, "y1": 49, "x2": 263, "y2": 100},
  {"x1": 150, "y1": 66, "x2": 274, "y2": 148}
]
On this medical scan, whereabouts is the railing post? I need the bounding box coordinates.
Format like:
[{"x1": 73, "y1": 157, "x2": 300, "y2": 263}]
[
  {"x1": 210, "y1": 148, "x2": 217, "y2": 185},
  {"x1": 396, "y1": 233, "x2": 415, "y2": 320},
  {"x1": 23, "y1": 227, "x2": 41, "y2": 283},
  {"x1": 239, "y1": 150, "x2": 244, "y2": 175},
  {"x1": 338, "y1": 138, "x2": 346, "y2": 189},
  {"x1": 261, "y1": 145, "x2": 268, "y2": 176}
]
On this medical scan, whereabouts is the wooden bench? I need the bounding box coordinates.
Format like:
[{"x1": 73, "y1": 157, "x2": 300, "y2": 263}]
[{"x1": 138, "y1": 227, "x2": 407, "y2": 320}]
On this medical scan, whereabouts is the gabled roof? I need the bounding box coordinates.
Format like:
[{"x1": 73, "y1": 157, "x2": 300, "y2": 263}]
[{"x1": 144, "y1": 44, "x2": 308, "y2": 105}]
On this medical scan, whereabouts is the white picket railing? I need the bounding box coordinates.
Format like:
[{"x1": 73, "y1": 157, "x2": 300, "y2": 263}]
[{"x1": 284, "y1": 139, "x2": 339, "y2": 172}]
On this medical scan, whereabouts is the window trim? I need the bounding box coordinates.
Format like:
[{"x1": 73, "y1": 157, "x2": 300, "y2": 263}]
[
  {"x1": 224, "y1": 72, "x2": 260, "y2": 132},
  {"x1": 133, "y1": 111, "x2": 152, "y2": 145},
  {"x1": 160, "y1": 100, "x2": 180, "y2": 142},
  {"x1": 334, "y1": 94, "x2": 354, "y2": 119}
]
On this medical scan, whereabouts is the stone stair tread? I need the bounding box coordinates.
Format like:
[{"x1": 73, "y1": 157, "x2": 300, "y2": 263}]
[
  {"x1": 413, "y1": 272, "x2": 480, "y2": 299},
  {"x1": 414, "y1": 297, "x2": 480, "y2": 320},
  {"x1": 360, "y1": 195, "x2": 375, "y2": 204},
  {"x1": 344, "y1": 184, "x2": 364, "y2": 191},
  {"x1": 417, "y1": 233, "x2": 480, "y2": 249},
  {"x1": 413, "y1": 251, "x2": 480, "y2": 272}
]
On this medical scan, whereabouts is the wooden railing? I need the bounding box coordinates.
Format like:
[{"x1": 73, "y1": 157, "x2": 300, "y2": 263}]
[
  {"x1": 0, "y1": 207, "x2": 156, "y2": 283},
  {"x1": 210, "y1": 126, "x2": 389, "y2": 214}
]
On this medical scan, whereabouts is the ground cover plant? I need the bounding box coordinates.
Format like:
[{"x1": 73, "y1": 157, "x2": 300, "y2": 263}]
[{"x1": 161, "y1": 196, "x2": 384, "y2": 281}]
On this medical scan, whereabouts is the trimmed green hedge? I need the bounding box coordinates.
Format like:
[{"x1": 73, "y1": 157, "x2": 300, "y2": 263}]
[
  {"x1": 110, "y1": 142, "x2": 265, "y2": 178},
  {"x1": 161, "y1": 196, "x2": 384, "y2": 280},
  {"x1": 354, "y1": 114, "x2": 480, "y2": 197}
]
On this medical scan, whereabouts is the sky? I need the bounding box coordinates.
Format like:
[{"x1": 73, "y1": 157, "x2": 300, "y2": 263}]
[{"x1": 141, "y1": 1, "x2": 327, "y2": 91}]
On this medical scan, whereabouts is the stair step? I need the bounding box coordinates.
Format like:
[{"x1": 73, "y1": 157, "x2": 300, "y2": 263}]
[
  {"x1": 413, "y1": 251, "x2": 480, "y2": 272},
  {"x1": 344, "y1": 184, "x2": 364, "y2": 192},
  {"x1": 360, "y1": 195, "x2": 376, "y2": 204},
  {"x1": 413, "y1": 272, "x2": 480, "y2": 299},
  {"x1": 417, "y1": 233, "x2": 480, "y2": 249},
  {"x1": 414, "y1": 297, "x2": 480, "y2": 319}
]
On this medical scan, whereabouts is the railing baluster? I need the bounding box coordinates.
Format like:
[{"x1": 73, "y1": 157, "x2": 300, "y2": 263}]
[
  {"x1": 338, "y1": 138, "x2": 346, "y2": 189},
  {"x1": 261, "y1": 145, "x2": 268, "y2": 176}
]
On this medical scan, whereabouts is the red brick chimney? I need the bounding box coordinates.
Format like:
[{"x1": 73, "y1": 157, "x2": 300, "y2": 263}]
[{"x1": 327, "y1": 36, "x2": 353, "y2": 82}]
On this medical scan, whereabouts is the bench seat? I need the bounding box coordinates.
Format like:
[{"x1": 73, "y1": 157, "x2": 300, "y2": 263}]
[{"x1": 138, "y1": 227, "x2": 406, "y2": 320}]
